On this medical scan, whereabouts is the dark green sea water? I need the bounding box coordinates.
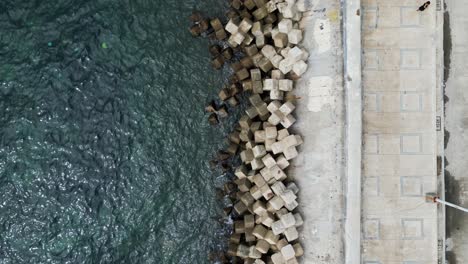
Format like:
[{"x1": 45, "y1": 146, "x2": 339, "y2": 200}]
[{"x1": 0, "y1": 1, "x2": 235, "y2": 263}]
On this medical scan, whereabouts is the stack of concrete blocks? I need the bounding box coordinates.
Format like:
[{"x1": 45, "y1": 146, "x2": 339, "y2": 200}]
[{"x1": 220, "y1": 0, "x2": 309, "y2": 262}]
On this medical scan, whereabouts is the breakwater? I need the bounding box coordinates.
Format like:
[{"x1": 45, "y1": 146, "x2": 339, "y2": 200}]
[{"x1": 191, "y1": 0, "x2": 309, "y2": 262}]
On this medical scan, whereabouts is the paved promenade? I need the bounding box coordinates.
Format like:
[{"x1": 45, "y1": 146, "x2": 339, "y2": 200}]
[{"x1": 361, "y1": 0, "x2": 439, "y2": 263}]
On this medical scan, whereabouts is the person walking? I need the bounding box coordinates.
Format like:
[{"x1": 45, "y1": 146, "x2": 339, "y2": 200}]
[{"x1": 418, "y1": 1, "x2": 430, "y2": 11}]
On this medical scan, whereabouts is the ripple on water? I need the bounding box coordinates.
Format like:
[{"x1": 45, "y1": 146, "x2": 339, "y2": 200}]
[{"x1": 0, "y1": 0, "x2": 233, "y2": 263}]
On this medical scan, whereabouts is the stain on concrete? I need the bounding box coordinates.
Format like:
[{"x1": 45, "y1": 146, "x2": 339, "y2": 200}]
[
  {"x1": 443, "y1": 3, "x2": 452, "y2": 85},
  {"x1": 445, "y1": 170, "x2": 461, "y2": 238},
  {"x1": 444, "y1": 129, "x2": 450, "y2": 149}
]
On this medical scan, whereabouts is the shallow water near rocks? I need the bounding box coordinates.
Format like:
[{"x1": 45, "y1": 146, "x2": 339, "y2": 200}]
[{"x1": 0, "y1": 1, "x2": 234, "y2": 263}]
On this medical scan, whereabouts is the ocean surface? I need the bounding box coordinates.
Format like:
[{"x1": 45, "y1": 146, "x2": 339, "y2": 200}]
[{"x1": 0, "y1": 1, "x2": 235, "y2": 263}]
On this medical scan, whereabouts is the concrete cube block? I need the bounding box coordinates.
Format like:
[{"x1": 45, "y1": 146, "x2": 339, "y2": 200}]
[
  {"x1": 260, "y1": 167, "x2": 273, "y2": 182},
  {"x1": 249, "y1": 246, "x2": 262, "y2": 259},
  {"x1": 276, "y1": 238, "x2": 288, "y2": 250},
  {"x1": 271, "y1": 54, "x2": 284, "y2": 68},
  {"x1": 287, "y1": 182, "x2": 299, "y2": 194},
  {"x1": 267, "y1": 100, "x2": 282, "y2": 113},
  {"x1": 270, "y1": 88, "x2": 284, "y2": 101},
  {"x1": 256, "y1": 239, "x2": 270, "y2": 254},
  {"x1": 260, "y1": 184, "x2": 274, "y2": 200},
  {"x1": 241, "y1": 192, "x2": 256, "y2": 206},
  {"x1": 235, "y1": 165, "x2": 248, "y2": 179},
  {"x1": 250, "y1": 68, "x2": 262, "y2": 81},
  {"x1": 234, "y1": 221, "x2": 245, "y2": 234},
  {"x1": 246, "y1": 106, "x2": 259, "y2": 119},
  {"x1": 230, "y1": 233, "x2": 241, "y2": 244},
  {"x1": 288, "y1": 29, "x2": 303, "y2": 45},
  {"x1": 292, "y1": 60, "x2": 308, "y2": 76},
  {"x1": 279, "y1": 79, "x2": 293, "y2": 92},
  {"x1": 239, "y1": 115, "x2": 252, "y2": 129},
  {"x1": 252, "y1": 53, "x2": 264, "y2": 67},
  {"x1": 267, "y1": 195, "x2": 285, "y2": 211},
  {"x1": 276, "y1": 154, "x2": 290, "y2": 169},
  {"x1": 210, "y1": 18, "x2": 223, "y2": 31},
  {"x1": 282, "y1": 5, "x2": 296, "y2": 18},
  {"x1": 253, "y1": 200, "x2": 267, "y2": 215},
  {"x1": 241, "y1": 149, "x2": 254, "y2": 163},
  {"x1": 239, "y1": 18, "x2": 253, "y2": 33},
  {"x1": 252, "y1": 145, "x2": 267, "y2": 158},
  {"x1": 254, "y1": 130, "x2": 266, "y2": 143},
  {"x1": 279, "y1": 59, "x2": 293, "y2": 74},
  {"x1": 250, "y1": 185, "x2": 263, "y2": 200},
  {"x1": 252, "y1": 224, "x2": 268, "y2": 239},
  {"x1": 243, "y1": 33, "x2": 254, "y2": 45},
  {"x1": 236, "y1": 244, "x2": 250, "y2": 258},
  {"x1": 276, "y1": 208, "x2": 289, "y2": 218},
  {"x1": 273, "y1": 32, "x2": 288, "y2": 48},
  {"x1": 284, "y1": 227, "x2": 299, "y2": 242},
  {"x1": 262, "y1": 154, "x2": 276, "y2": 168},
  {"x1": 232, "y1": 31, "x2": 246, "y2": 45},
  {"x1": 252, "y1": 80, "x2": 263, "y2": 94},
  {"x1": 225, "y1": 19, "x2": 239, "y2": 34},
  {"x1": 245, "y1": 214, "x2": 256, "y2": 229},
  {"x1": 287, "y1": 47, "x2": 304, "y2": 62},
  {"x1": 236, "y1": 178, "x2": 252, "y2": 192},
  {"x1": 280, "y1": 213, "x2": 296, "y2": 228},
  {"x1": 256, "y1": 34, "x2": 266, "y2": 48},
  {"x1": 268, "y1": 113, "x2": 282, "y2": 126},
  {"x1": 271, "y1": 69, "x2": 284, "y2": 80},
  {"x1": 256, "y1": 103, "x2": 269, "y2": 116},
  {"x1": 250, "y1": 94, "x2": 263, "y2": 107},
  {"x1": 251, "y1": 158, "x2": 265, "y2": 170},
  {"x1": 245, "y1": 228, "x2": 256, "y2": 242},
  {"x1": 293, "y1": 213, "x2": 303, "y2": 227},
  {"x1": 280, "y1": 47, "x2": 291, "y2": 57},
  {"x1": 265, "y1": 230, "x2": 280, "y2": 245},
  {"x1": 234, "y1": 201, "x2": 248, "y2": 215},
  {"x1": 240, "y1": 129, "x2": 253, "y2": 142},
  {"x1": 258, "y1": 211, "x2": 275, "y2": 227},
  {"x1": 252, "y1": 21, "x2": 263, "y2": 36},
  {"x1": 265, "y1": 138, "x2": 275, "y2": 152},
  {"x1": 279, "y1": 101, "x2": 295, "y2": 115},
  {"x1": 263, "y1": 79, "x2": 279, "y2": 91},
  {"x1": 278, "y1": 19, "x2": 293, "y2": 33},
  {"x1": 265, "y1": 126, "x2": 278, "y2": 139},
  {"x1": 253, "y1": 6, "x2": 268, "y2": 20},
  {"x1": 261, "y1": 45, "x2": 277, "y2": 59},
  {"x1": 281, "y1": 114, "x2": 296, "y2": 128},
  {"x1": 258, "y1": 57, "x2": 273, "y2": 72},
  {"x1": 250, "y1": 121, "x2": 262, "y2": 133},
  {"x1": 293, "y1": 243, "x2": 304, "y2": 257},
  {"x1": 270, "y1": 165, "x2": 287, "y2": 181},
  {"x1": 252, "y1": 174, "x2": 266, "y2": 187},
  {"x1": 294, "y1": 135, "x2": 303, "y2": 146},
  {"x1": 245, "y1": 45, "x2": 259, "y2": 57},
  {"x1": 266, "y1": 1, "x2": 278, "y2": 13},
  {"x1": 271, "y1": 220, "x2": 286, "y2": 235},
  {"x1": 284, "y1": 199, "x2": 298, "y2": 211},
  {"x1": 279, "y1": 189, "x2": 297, "y2": 203},
  {"x1": 283, "y1": 146, "x2": 298, "y2": 160},
  {"x1": 281, "y1": 244, "x2": 296, "y2": 260},
  {"x1": 271, "y1": 141, "x2": 284, "y2": 154},
  {"x1": 271, "y1": 252, "x2": 286, "y2": 264},
  {"x1": 263, "y1": 23, "x2": 273, "y2": 37},
  {"x1": 271, "y1": 181, "x2": 286, "y2": 195}
]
